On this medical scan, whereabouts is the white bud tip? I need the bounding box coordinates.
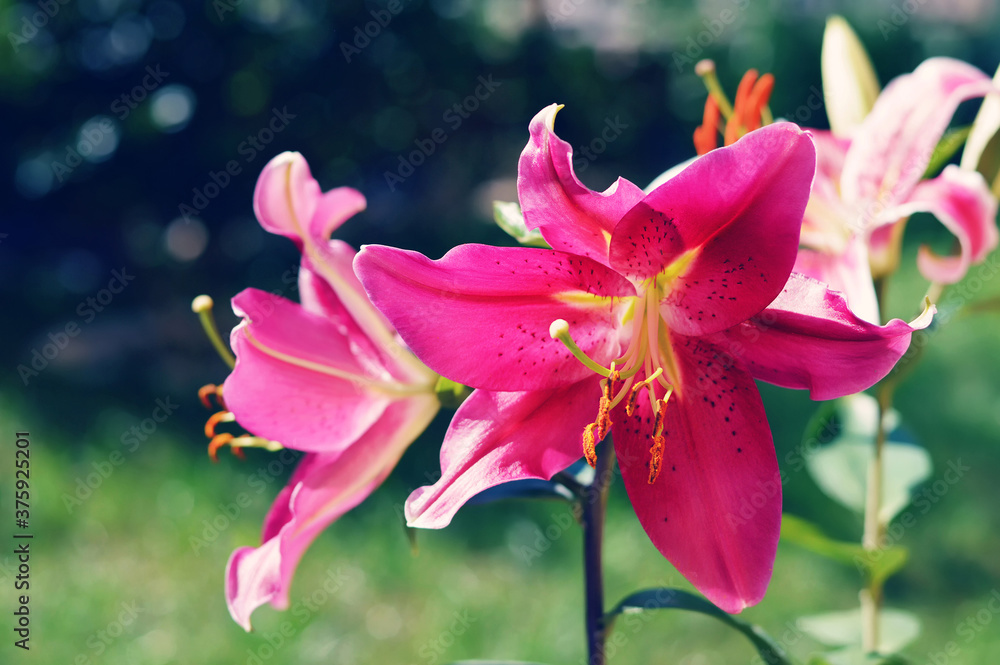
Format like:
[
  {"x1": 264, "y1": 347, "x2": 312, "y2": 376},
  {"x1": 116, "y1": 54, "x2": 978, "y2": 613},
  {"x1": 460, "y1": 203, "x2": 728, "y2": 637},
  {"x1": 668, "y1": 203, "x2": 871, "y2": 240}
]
[
  {"x1": 695, "y1": 60, "x2": 716, "y2": 76},
  {"x1": 192, "y1": 295, "x2": 214, "y2": 313},
  {"x1": 549, "y1": 319, "x2": 570, "y2": 340}
]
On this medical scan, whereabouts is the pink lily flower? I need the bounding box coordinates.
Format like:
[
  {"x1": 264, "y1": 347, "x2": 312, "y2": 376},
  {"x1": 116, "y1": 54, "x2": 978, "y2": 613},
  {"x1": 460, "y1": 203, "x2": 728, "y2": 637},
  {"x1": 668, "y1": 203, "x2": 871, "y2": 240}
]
[
  {"x1": 799, "y1": 57, "x2": 999, "y2": 321},
  {"x1": 354, "y1": 106, "x2": 932, "y2": 613},
  {"x1": 216, "y1": 153, "x2": 439, "y2": 631}
]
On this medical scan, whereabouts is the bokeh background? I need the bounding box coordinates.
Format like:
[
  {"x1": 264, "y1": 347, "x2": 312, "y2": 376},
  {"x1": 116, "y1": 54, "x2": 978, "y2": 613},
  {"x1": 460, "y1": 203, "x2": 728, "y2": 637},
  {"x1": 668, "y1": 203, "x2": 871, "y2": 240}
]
[{"x1": 3, "y1": 0, "x2": 1000, "y2": 663}]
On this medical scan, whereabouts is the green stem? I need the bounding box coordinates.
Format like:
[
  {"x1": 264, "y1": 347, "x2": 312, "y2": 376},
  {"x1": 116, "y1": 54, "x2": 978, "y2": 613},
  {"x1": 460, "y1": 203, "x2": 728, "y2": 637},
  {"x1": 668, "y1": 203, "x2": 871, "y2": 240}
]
[{"x1": 582, "y1": 443, "x2": 614, "y2": 665}]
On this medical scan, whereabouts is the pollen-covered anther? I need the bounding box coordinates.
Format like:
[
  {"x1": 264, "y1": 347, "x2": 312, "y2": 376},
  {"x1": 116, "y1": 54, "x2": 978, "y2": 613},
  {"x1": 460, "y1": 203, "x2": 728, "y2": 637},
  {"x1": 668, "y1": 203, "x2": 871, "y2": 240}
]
[
  {"x1": 205, "y1": 410, "x2": 236, "y2": 438},
  {"x1": 198, "y1": 383, "x2": 226, "y2": 410},
  {"x1": 595, "y1": 368, "x2": 620, "y2": 439},
  {"x1": 623, "y1": 368, "x2": 664, "y2": 417},
  {"x1": 582, "y1": 423, "x2": 599, "y2": 468},
  {"x1": 208, "y1": 433, "x2": 246, "y2": 462},
  {"x1": 647, "y1": 398, "x2": 669, "y2": 484}
]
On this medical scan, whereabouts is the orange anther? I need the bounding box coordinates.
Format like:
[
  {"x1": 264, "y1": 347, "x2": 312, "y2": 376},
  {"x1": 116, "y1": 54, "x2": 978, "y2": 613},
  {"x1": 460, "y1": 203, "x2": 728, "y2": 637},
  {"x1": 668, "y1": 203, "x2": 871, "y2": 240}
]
[
  {"x1": 204, "y1": 411, "x2": 234, "y2": 438},
  {"x1": 694, "y1": 95, "x2": 721, "y2": 156},
  {"x1": 208, "y1": 433, "x2": 247, "y2": 462},
  {"x1": 208, "y1": 433, "x2": 233, "y2": 463},
  {"x1": 198, "y1": 383, "x2": 225, "y2": 409},
  {"x1": 744, "y1": 73, "x2": 774, "y2": 133},
  {"x1": 648, "y1": 399, "x2": 668, "y2": 484},
  {"x1": 725, "y1": 69, "x2": 761, "y2": 145},
  {"x1": 582, "y1": 423, "x2": 599, "y2": 468}
]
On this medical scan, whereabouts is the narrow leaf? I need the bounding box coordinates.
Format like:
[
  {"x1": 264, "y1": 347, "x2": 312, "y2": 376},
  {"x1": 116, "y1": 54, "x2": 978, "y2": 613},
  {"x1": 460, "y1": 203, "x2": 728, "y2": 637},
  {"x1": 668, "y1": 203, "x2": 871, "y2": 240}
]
[
  {"x1": 923, "y1": 126, "x2": 972, "y2": 178},
  {"x1": 606, "y1": 588, "x2": 792, "y2": 665},
  {"x1": 798, "y1": 608, "x2": 920, "y2": 653}
]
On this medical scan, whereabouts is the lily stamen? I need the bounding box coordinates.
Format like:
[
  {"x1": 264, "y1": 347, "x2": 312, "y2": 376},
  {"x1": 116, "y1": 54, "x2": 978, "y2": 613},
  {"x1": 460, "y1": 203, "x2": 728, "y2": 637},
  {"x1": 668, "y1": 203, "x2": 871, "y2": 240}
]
[
  {"x1": 205, "y1": 411, "x2": 236, "y2": 438},
  {"x1": 621, "y1": 368, "x2": 664, "y2": 416},
  {"x1": 199, "y1": 383, "x2": 226, "y2": 410},
  {"x1": 648, "y1": 392, "x2": 673, "y2": 484},
  {"x1": 193, "y1": 295, "x2": 237, "y2": 369},
  {"x1": 550, "y1": 319, "x2": 612, "y2": 377},
  {"x1": 208, "y1": 433, "x2": 245, "y2": 462}
]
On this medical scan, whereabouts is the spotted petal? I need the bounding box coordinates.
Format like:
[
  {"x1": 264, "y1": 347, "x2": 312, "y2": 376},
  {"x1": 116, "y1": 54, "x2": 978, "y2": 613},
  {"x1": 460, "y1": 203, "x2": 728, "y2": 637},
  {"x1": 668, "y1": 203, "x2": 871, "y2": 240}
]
[
  {"x1": 613, "y1": 335, "x2": 780, "y2": 614},
  {"x1": 355, "y1": 244, "x2": 635, "y2": 391},
  {"x1": 609, "y1": 123, "x2": 816, "y2": 336},
  {"x1": 712, "y1": 273, "x2": 934, "y2": 400}
]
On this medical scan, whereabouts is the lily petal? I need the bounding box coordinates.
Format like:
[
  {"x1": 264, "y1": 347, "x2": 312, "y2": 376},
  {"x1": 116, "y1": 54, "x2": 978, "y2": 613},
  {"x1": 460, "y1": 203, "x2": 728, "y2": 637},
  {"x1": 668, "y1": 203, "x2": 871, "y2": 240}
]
[
  {"x1": 226, "y1": 394, "x2": 439, "y2": 631},
  {"x1": 793, "y1": 239, "x2": 880, "y2": 323},
  {"x1": 613, "y1": 336, "x2": 779, "y2": 614},
  {"x1": 224, "y1": 288, "x2": 398, "y2": 453},
  {"x1": 711, "y1": 273, "x2": 934, "y2": 401},
  {"x1": 405, "y1": 382, "x2": 597, "y2": 528},
  {"x1": 887, "y1": 165, "x2": 999, "y2": 284},
  {"x1": 841, "y1": 58, "x2": 996, "y2": 219},
  {"x1": 801, "y1": 130, "x2": 855, "y2": 255},
  {"x1": 518, "y1": 104, "x2": 645, "y2": 266},
  {"x1": 355, "y1": 244, "x2": 635, "y2": 391},
  {"x1": 609, "y1": 123, "x2": 816, "y2": 335},
  {"x1": 253, "y1": 152, "x2": 366, "y2": 247}
]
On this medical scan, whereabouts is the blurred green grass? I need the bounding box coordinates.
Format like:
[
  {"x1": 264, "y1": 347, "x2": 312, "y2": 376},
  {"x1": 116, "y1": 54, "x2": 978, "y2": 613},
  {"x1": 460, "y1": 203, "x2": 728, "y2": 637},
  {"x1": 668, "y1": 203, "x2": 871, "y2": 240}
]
[{"x1": 5, "y1": 235, "x2": 1000, "y2": 664}]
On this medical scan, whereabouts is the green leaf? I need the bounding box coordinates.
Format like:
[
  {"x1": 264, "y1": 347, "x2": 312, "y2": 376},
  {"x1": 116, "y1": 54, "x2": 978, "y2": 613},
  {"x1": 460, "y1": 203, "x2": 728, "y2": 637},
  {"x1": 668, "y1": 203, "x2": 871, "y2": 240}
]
[
  {"x1": 798, "y1": 608, "x2": 920, "y2": 654},
  {"x1": 605, "y1": 588, "x2": 792, "y2": 665},
  {"x1": 804, "y1": 395, "x2": 932, "y2": 523},
  {"x1": 809, "y1": 649, "x2": 911, "y2": 665},
  {"x1": 923, "y1": 126, "x2": 971, "y2": 178},
  {"x1": 780, "y1": 515, "x2": 908, "y2": 587},
  {"x1": 493, "y1": 201, "x2": 549, "y2": 247}
]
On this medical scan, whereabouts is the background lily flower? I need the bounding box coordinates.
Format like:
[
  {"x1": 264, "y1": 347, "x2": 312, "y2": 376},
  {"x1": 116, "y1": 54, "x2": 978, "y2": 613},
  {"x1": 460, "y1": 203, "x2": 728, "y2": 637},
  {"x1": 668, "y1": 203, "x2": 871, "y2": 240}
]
[
  {"x1": 801, "y1": 50, "x2": 999, "y2": 321},
  {"x1": 355, "y1": 106, "x2": 931, "y2": 613},
  {"x1": 219, "y1": 153, "x2": 439, "y2": 631}
]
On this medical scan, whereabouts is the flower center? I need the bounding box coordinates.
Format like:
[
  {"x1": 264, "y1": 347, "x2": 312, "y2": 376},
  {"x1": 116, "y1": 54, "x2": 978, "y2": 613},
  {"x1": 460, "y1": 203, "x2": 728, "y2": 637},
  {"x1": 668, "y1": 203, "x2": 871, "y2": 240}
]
[{"x1": 551, "y1": 277, "x2": 679, "y2": 483}]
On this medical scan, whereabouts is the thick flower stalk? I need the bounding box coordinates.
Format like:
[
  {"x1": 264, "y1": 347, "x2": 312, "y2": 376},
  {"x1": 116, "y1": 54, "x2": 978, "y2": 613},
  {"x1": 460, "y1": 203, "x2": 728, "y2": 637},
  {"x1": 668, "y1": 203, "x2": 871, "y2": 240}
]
[
  {"x1": 800, "y1": 49, "x2": 999, "y2": 321},
  {"x1": 206, "y1": 152, "x2": 439, "y2": 631},
  {"x1": 355, "y1": 106, "x2": 932, "y2": 613}
]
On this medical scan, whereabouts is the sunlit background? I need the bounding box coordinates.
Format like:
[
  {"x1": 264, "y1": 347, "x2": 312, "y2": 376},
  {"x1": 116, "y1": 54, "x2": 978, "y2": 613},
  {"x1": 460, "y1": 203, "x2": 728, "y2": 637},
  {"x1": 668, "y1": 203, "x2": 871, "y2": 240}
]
[{"x1": 3, "y1": 0, "x2": 1000, "y2": 663}]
